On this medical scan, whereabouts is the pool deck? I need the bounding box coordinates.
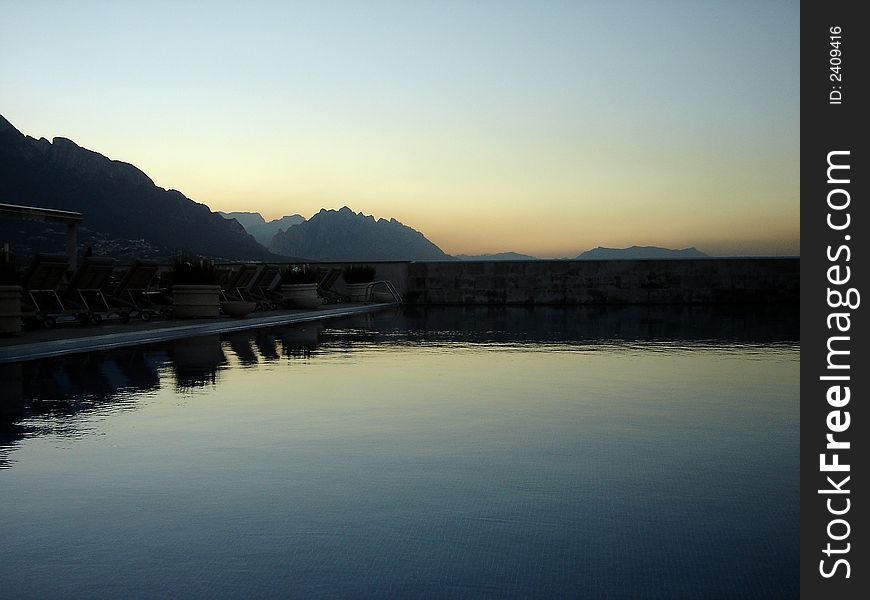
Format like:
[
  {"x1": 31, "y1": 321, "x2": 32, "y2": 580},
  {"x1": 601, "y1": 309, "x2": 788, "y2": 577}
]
[{"x1": 0, "y1": 302, "x2": 396, "y2": 364}]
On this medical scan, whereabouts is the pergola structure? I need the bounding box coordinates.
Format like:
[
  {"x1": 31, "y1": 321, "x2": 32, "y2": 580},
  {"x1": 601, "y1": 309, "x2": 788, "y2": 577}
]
[{"x1": 0, "y1": 202, "x2": 84, "y2": 270}]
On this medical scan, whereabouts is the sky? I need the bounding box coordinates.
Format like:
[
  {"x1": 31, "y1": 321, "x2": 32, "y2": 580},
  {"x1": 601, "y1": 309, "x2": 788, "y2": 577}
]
[{"x1": 0, "y1": 0, "x2": 799, "y2": 257}]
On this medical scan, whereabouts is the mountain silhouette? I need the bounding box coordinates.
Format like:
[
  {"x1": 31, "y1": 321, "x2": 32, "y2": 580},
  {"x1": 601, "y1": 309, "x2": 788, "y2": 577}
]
[
  {"x1": 269, "y1": 207, "x2": 449, "y2": 261},
  {"x1": 455, "y1": 252, "x2": 539, "y2": 261},
  {"x1": 0, "y1": 114, "x2": 280, "y2": 262},
  {"x1": 576, "y1": 246, "x2": 708, "y2": 260},
  {"x1": 219, "y1": 211, "x2": 306, "y2": 246}
]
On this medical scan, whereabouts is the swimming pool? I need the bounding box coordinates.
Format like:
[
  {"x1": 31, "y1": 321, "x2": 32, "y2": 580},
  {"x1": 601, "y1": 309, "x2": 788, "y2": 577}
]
[{"x1": 1, "y1": 306, "x2": 799, "y2": 598}]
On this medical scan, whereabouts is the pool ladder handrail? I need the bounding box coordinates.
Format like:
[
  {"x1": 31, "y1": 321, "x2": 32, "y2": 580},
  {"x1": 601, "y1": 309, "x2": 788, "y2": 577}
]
[{"x1": 367, "y1": 280, "x2": 403, "y2": 304}]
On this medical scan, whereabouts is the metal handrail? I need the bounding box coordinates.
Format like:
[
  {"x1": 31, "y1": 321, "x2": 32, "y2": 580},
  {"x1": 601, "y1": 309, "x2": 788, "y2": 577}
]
[{"x1": 367, "y1": 280, "x2": 403, "y2": 304}]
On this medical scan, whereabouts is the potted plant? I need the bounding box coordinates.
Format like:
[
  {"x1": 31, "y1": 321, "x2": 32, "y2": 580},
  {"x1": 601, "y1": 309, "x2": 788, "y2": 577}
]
[
  {"x1": 280, "y1": 265, "x2": 321, "y2": 309},
  {"x1": 170, "y1": 255, "x2": 221, "y2": 318},
  {"x1": 343, "y1": 264, "x2": 375, "y2": 302},
  {"x1": 0, "y1": 248, "x2": 22, "y2": 336}
]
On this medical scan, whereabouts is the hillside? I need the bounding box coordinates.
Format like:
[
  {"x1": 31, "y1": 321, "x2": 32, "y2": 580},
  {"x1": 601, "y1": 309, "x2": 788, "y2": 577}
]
[{"x1": 0, "y1": 114, "x2": 280, "y2": 262}]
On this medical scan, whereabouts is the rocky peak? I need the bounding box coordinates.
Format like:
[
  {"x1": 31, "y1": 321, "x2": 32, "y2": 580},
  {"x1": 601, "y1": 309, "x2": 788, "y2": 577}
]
[{"x1": 0, "y1": 113, "x2": 15, "y2": 133}]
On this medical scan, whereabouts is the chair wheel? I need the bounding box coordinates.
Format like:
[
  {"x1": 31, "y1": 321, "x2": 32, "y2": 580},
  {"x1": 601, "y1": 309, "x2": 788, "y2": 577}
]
[
  {"x1": 43, "y1": 316, "x2": 56, "y2": 329},
  {"x1": 140, "y1": 311, "x2": 152, "y2": 322}
]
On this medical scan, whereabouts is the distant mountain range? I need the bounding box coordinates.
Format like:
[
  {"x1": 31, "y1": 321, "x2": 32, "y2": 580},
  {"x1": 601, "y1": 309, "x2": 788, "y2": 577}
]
[
  {"x1": 0, "y1": 114, "x2": 279, "y2": 262},
  {"x1": 219, "y1": 211, "x2": 306, "y2": 246},
  {"x1": 222, "y1": 211, "x2": 547, "y2": 262},
  {"x1": 269, "y1": 207, "x2": 450, "y2": 261},
  {"x1": 1, "y1": 115, "x2": 716, "y2": 265},
  {"x1": 576, "y1": 246, "x2": 708, "y2": 260},
  {"x1": 455, "y1": 252, "x2": 539, "y2": 261}
]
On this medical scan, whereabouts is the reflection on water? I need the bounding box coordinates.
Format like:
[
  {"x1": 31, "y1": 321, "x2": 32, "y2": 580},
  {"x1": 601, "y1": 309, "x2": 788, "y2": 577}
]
[
  {"x1": 171, "y1": 334, "x2": 228, "y2": 389},
  {"x1": 0, "y1": 306, "x2": 798, "y2": 598},
  {"x1": 386, "y1": 304, "x2": 798, "y2": 344},
  {"x1": 1, "y1": 306, "x2": 797, "y2": 434}
]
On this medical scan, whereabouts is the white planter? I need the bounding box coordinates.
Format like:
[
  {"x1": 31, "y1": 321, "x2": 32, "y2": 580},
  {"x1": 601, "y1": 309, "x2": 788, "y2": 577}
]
[
  {"x1": 345, "y1": 282, "x2": 372, "y2": 303},
  {"x1": 0, "y1": 285, "x2": 22, "y2": 336},
  {"x1": 281, "y1": 283, "x2": 322, "y2": 309},
  {"x1": 172, "y1": 284, "x2": 221, "y2": 319}
]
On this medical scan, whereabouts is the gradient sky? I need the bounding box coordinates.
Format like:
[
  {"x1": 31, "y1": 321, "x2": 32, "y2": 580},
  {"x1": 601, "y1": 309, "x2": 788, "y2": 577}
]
[{"x1": 1, "y1": 0, "x2": 799, "y2": 257}]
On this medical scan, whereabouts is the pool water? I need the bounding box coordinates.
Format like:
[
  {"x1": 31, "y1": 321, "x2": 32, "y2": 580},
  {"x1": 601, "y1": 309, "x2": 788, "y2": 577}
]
[{"x1": 1, "y1": 306, "x2": 799, "y2": 598}]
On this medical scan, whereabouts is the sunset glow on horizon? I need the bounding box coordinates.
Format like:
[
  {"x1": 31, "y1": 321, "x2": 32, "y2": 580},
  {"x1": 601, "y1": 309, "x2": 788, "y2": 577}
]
[{"x1": 1, "y1": 1, "x2": 799, "y2": 257}]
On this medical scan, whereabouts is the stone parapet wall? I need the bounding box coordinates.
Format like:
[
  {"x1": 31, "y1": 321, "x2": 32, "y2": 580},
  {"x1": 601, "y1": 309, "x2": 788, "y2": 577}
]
[{"x1": 406, "y1": 259, "x2": 799, "y2": 305}]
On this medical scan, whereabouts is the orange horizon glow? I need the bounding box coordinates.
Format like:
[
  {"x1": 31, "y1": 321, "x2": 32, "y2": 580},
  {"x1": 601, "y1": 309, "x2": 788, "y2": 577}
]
[{"x1": 1, "y1": 2, "x2": 799, "y2": 258}]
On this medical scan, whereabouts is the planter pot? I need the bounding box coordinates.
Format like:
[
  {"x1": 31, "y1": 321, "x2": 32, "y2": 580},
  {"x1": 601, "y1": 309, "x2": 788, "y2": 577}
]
[
  {"x1": 172, "y1": 284, "x2": 221, "y2": 319},
  {"x1": 281, "y1": 283, "x2": 322, "y2": 309},
  {"x1": 345, "y1": 282, "x2": 372, "y2": 303},
  {"x1": 220, "y1": 300, "x2": 256, "y2": 317},
  {"x1": 0, "y1": 285, "x2": 22, "y2": 336}
]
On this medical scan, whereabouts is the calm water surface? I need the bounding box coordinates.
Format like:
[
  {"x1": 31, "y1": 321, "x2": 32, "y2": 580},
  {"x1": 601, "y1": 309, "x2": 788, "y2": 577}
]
[{"x1": 1, "y1": 307, "x2": 798, "y2": 598}]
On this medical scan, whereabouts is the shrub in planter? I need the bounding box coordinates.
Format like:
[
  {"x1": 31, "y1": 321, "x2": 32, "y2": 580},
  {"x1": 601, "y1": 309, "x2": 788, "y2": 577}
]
[
  {"x1": 281, "y1": 265, "x2": 319, "y2": 285},
  {"x1": 280, "y1": 265, "x2": 321, "y2": 309},
  {"x1": 171, "y1": 255, "x2": 220, "y2": 318},
  {"x1": 0, "y1": 249, "x2": 22, "y2": 335},
  {"x1": 172, "y1": 255, "x2": 218, "y2": 285},
  {"x1": 343, "y1": 265, "x2": 376, "y2": 302}
]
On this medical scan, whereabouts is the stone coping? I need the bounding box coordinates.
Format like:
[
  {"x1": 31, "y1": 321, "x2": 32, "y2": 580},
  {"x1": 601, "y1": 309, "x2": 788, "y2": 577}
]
[{"x1": 0, "y1": 303, "x2": 394, "y2": 364}]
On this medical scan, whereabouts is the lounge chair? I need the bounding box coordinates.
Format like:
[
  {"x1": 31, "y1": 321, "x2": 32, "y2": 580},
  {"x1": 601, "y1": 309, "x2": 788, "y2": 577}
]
[
  {"x1": 214, "y1": 265, "x2": 236, "y2": 288},
  {"x1": 20, "y1": 253, "x2": 75, "y2": 328},
  {"x1": 63, "y1": 256, "x2": 118, "y2": 324},
  {"x1": 316, "y1": 268, "x2": 346, "y2": 304},
  {"x1": 248, "y1": 264, "x2": 282, "y2": 310},
  {"x1": 221, "y1": 264, "x2": 280, "y2": 311},
  {"x1": 221, "y1": 264, "x2": 261, "y2": 304},
  {"x1": 110, "y1": 259, "x2": 167, "y2": 321}
]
